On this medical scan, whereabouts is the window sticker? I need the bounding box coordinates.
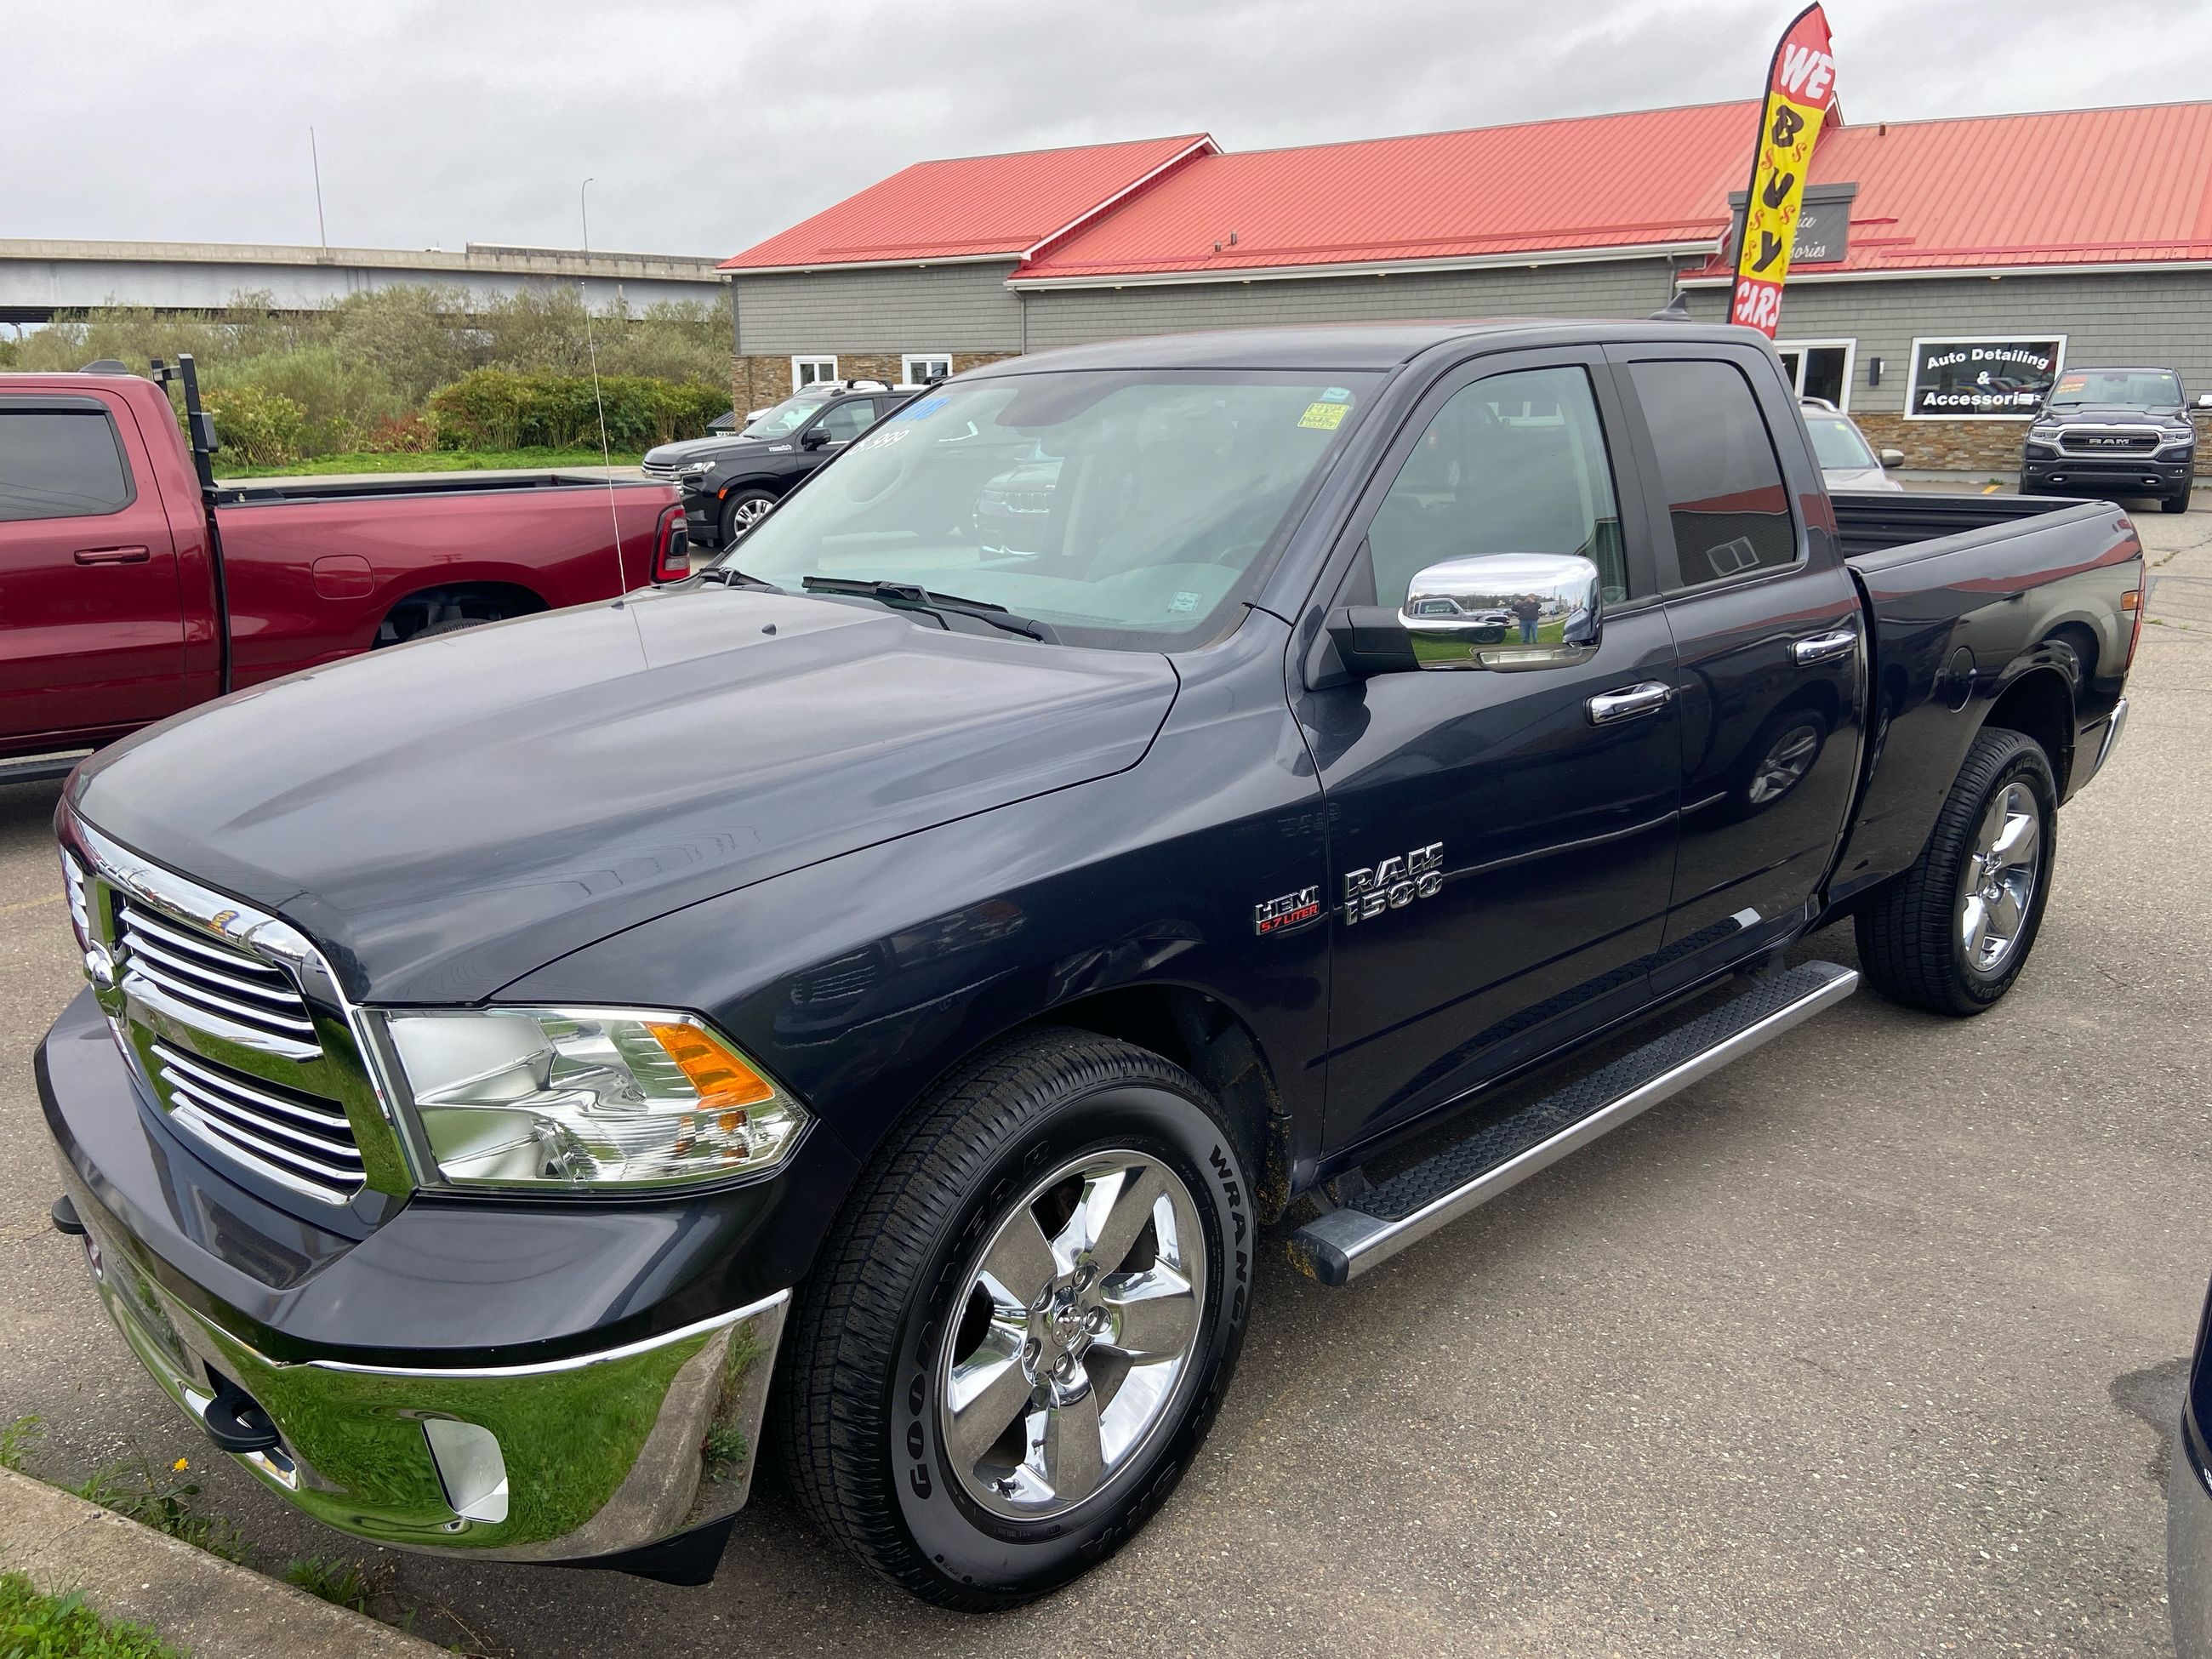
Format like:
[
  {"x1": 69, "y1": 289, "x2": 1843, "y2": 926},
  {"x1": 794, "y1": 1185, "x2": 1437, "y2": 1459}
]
[
  {"x1": 891, "y1": 395, "x2": 949, "y2": 423},
  {"x1": 1298, "y1": 402, "x2": 1351, "y2": 430},
  {"x1": 1322, "y1": 386, "x2": 1354, "y2": 402},
  {"x1": 1169, "y1": 590, "x2": 1201, "y2": 613}
]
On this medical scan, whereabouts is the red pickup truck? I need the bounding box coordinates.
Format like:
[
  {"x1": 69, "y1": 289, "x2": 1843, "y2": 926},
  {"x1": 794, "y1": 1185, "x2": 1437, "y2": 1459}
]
[{"x1": 1, "y1": 359, "x2": 686, "y2": 782}]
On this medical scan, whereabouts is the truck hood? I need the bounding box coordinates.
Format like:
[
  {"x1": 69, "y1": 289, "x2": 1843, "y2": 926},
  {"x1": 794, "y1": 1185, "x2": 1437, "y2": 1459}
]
[
  {"x1": 71, "y1": 587, "x2": 1177, "y2": 1003},
  {"x1": 644, "y1": 434, "x2": 761, "y2": 468},
  {"x1": 2044, "y1": 404, "x2": 2192, "y2": 427}
]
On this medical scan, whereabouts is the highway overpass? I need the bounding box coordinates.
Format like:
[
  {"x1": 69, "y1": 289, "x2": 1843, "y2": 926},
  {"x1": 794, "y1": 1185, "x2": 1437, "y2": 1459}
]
[{"x1": 0, "y1": 238, "x2": 727, "y2": 322}]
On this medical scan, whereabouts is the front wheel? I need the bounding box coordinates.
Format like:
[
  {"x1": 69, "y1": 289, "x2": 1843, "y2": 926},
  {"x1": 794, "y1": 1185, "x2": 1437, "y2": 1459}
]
[
  {"x1": 1855, "y1": 727, "x2": 2057, "y2": 1016},
  {"x1": 774, "y1": 1029, "x2": 1253, "y2": 1609},
  {"x1": 720, "y1": 488, "x2": 777, "y2": 547},
  {"x1": 2164, "y1": 489, "x2": 2192, "y2": 515}
]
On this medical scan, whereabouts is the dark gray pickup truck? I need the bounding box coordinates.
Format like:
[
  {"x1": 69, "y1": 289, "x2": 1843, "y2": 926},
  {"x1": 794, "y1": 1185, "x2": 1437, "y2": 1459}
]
[{"x1": 39, "y1": 319, "x2": 2140, "y2": 1611}]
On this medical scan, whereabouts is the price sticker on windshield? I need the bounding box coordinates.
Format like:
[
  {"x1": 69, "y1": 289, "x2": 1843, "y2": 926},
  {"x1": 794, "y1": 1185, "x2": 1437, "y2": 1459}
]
[{"x1": 1298, "y1": 401, "x2": 1351, "y2": 430}]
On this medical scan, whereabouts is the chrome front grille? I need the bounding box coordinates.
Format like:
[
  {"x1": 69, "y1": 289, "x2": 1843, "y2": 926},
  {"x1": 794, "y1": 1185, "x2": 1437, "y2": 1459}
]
[
  {"x1": 641, "y1": 459, "x2": 683, "y2": 481},
  {"x1": 2055, "y1": 425, "x2": 2162, "y2": 457},
  {"x1": 117, "y1": 901, "x2": 319, "y2": 1054},
  {"x1": 151, "y1": 1041, "x2": 366, "y2": 1205},
  {"x1": 67, "y1": 818, "x2": 406, "y2": 1211}
]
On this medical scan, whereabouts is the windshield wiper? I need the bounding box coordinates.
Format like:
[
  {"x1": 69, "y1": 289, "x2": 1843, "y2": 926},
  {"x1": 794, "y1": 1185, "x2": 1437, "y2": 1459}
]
[
  {"x1": 801, "y1": 577, "x2": 1058, "y2": 642},
  {"x1": 698, "y1": 565, "x2": 778, "y2": 590}
]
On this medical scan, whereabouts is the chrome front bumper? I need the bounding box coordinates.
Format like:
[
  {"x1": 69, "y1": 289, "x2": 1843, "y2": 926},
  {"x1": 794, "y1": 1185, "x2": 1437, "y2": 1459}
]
[{"x1": 72, "y1": 1193, "x2": 787, "y2": 1564}]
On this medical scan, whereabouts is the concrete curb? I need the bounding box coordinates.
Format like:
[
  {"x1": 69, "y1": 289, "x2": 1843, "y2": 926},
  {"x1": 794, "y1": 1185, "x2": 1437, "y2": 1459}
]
[{"x1": 0, "y1": 1465, "x2": 441, "y2": 1657}]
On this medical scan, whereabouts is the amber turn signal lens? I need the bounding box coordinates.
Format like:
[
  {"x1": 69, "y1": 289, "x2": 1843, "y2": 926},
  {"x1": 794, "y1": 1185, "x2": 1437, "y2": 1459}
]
[
  {"x1": 2123, "y1": 590, "x2": 2141, "y2": 612},
  {"x1": 646, "y1": 1021, "x2": 776, "y2": 1109}
]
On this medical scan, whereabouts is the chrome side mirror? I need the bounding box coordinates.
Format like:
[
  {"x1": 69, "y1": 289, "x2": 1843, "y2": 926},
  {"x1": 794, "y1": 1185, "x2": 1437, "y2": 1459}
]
[
  {"x1": 2196, "y1": 393, "x2": 2212, "y2": 411},
  {"x1": 1879, "y1": 448, "x2": 1905, "y2": 469},
  {"x1": 1400, "y1": 552, "x2": 1603, "y2": 670}
]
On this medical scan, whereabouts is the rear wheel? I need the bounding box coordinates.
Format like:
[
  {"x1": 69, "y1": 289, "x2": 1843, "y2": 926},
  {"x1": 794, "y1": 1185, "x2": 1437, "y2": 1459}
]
[
  {"x1": 720, "y1": 488, "x2": 777, "y2": 547},
  {"x1": 1855, "y1": 727, "x2": 2056, "y2": 1016},
  {"x1": 774, "y1": 1029, "x2": 1252, "y2": 1609}
]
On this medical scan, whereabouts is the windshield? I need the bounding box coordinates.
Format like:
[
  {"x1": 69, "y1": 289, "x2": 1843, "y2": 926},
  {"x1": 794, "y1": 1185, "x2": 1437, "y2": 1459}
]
[
  {"x1": 712, "y1": 369, "x2": 1379, "y2": 649},
  {"x1": 1804, "y1": 413, "x2": 1878, "y2": 470},
  {"x1": 2048, "y1": 369, "x2": 2184, "y2": 409},
  {"x1": 743, "y1": 392, "x2": 835, "y2": 437}
]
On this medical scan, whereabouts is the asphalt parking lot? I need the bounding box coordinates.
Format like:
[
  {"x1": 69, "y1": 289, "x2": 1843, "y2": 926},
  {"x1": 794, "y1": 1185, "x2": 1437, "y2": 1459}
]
[{"x1": 3, "y1": 503, "x2": 2209, "y2": 1657}]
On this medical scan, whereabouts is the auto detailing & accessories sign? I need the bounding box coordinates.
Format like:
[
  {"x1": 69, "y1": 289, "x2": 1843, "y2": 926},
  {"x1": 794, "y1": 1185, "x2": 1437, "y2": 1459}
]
[
  {"x1": 1905, "y1": 338, "x2": 2068, "y2": 419},
  {"x1": 1729, "y1": 4, "x2": 1839, "y2": 337}
]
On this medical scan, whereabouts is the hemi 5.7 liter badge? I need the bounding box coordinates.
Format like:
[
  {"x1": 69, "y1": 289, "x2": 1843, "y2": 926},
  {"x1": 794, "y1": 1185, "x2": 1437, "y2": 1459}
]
[{"x1": 1253, "y1": 887, "x2": 1321, "y2": 935}]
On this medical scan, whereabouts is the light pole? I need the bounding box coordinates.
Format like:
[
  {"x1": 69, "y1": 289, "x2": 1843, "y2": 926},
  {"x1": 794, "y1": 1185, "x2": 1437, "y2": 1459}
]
[{"x1": 579, "y1": 177, "x2": 594, "y2": 256}]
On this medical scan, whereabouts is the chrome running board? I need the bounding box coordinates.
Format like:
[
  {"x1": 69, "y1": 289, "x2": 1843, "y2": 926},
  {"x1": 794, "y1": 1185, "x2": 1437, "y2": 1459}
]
[{"x1": 1288, "y1": 961, "x2": 1859, "y2": 1286}]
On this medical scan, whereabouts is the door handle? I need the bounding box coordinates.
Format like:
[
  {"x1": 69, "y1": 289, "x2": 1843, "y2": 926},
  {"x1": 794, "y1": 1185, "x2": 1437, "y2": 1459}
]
[
  {"x1": 73, "y1": 545, "x2": 151, "y2": 566},
  {"x1": 1791, "y1": 628, "x2": 1858, "y2": 666},
  {"x1": 1586, "y1": 681, "x2": 1673, "y2": 725}
]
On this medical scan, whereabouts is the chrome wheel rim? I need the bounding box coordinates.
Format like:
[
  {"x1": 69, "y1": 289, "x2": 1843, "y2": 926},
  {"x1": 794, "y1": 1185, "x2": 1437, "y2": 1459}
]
[
  {"x1": 1958, "y1": 780, "x2": 2040, "y2": 974},
  {"x1": 938, "y1": 1149, "x2": 1206, "y2": 1521},
  {"x1": 1747, "y1": 721, "x2": 1821, "y2": 804},
  {"x1": 729, "y1": 496, "x2": 771, "y2": 534}
]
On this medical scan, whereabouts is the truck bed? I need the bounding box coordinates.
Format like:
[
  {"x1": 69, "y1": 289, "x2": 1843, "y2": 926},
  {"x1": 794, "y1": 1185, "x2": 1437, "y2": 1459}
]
[
  {"x1": 1831, "y1": 489, "x2": 2111, "y2": 564},
  {"x1": 212, "y1": 472, "x2": 664, "y2": 507},
  {"x1": 1826, "y1": 488, "x2": 2141, "y2": 915}
]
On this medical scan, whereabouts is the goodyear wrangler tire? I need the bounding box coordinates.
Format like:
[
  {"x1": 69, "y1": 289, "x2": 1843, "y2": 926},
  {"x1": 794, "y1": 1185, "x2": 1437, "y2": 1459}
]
[
  {"x1": 1855, "y1": 727, "x2": 2057, "y2": 1017},
  {"x1": 773, "y1": 1029, "x2": 1253, "y2": 1609}
]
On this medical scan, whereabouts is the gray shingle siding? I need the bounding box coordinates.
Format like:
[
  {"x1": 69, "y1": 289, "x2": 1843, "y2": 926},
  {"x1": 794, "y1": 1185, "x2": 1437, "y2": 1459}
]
[
  {"x1": 731, "y1": 263, "x2": 1023, "y2": 355},
  {"x1": 729, "y1": 257, "x2": 2212, "y2": 425},
  {"x1": 1018, "y1": 259, "x2": 1680, "y2": 351},
  {"x1": 1681, "y1": 271, "x2": 2212, "y2": 414}
]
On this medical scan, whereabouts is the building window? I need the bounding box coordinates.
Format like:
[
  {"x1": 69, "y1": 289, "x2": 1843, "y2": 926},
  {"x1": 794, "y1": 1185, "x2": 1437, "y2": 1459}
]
[
  {"x1": 1775, "y1": 339, "x2": 1856, "y2": 411},
  {"x1": 791, "y1": 356, "x2": 838, "y2": 391},
  {"x1": 903, "y1": 353, "x2": 952, "y2": 385},
  {"x1": 1905, "y1": 337, "x2": 2067, "y2": 419}
]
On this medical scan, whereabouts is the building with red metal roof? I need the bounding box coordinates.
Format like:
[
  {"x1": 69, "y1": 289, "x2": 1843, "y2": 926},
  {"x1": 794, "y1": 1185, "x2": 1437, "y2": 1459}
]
[{"x1": 721, "y1": 98, "x2": 2212, "y2": 470}]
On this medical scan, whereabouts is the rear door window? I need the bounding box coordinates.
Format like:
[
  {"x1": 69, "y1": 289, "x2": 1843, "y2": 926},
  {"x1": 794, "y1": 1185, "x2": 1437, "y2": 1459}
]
[
  {"x1": 1628, "y1": 360, "x2": 1798, "y2": 588},
  {"x1": 0, "y1": 408, "x2": 134, "y2": 522}
]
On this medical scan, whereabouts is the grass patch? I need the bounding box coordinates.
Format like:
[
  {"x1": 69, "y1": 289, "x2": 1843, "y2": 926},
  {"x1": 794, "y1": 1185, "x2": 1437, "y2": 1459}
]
[
  {"x1": 279, "y1": 1554, "x2": 388, "y2": 1615},
  {"x1": 0, "y1": 1571, "x2": 185, "y2": 1658},
  {"x1": 73, "y1": 1454, "x2": 245, "y2": 1565},
  {"x1": 0, "y1": 1414, "x2": 43, "y2": 1472},
  {"x1": 214, "y1": 447, "x2": 643, "y2": 479}
]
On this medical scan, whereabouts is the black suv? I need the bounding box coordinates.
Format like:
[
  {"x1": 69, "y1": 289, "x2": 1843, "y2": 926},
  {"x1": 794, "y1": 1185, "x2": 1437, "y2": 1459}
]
[
  {"x1": 2022, "y1": 366, "x2": 2207, "y2": 514},
  {"x1": 678, "y1": 384, "x2": 914, "y2": 548}
]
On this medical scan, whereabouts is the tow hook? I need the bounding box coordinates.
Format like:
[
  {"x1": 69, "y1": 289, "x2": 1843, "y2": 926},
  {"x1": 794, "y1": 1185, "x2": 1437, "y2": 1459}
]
[{"x1": 199, "y1": 1377, "x2": 282, "y2": 1456}]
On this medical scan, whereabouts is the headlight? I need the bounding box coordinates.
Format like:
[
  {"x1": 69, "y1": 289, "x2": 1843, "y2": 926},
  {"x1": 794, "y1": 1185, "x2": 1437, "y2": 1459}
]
[{"x1": 372, "y1": 1006, "x2": 807, "y2": 1189}]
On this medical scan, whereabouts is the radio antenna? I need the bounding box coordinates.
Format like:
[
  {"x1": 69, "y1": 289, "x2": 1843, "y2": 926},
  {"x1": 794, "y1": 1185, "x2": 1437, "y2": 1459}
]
[{"x1": 579, "y1": 177, "x2": 625, "y2": 596}]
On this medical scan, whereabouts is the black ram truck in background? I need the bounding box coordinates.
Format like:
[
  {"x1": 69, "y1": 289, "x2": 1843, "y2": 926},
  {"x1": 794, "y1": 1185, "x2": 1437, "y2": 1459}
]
[
  {"x1": 2022, "y1": 364, "x2": 2208, "y2": 513},
  {"x1": 40, "y1": 320, "x2": 2141, "y2": 1611}
]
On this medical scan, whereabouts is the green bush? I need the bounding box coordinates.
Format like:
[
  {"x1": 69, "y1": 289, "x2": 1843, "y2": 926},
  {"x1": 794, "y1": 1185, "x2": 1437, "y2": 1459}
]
[
  {"x1": 200, "y1": 385, "x2": 308, "y2": 467},
  {"x1": 9, "y1": 286, "x2": 732, "y2": 464},
  {"x1": 429, "y1": 369, "x2": 726, "y2": 452}
]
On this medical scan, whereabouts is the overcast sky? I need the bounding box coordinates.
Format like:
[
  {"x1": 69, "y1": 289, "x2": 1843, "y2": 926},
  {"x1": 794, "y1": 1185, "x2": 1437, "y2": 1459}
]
[{"x1": 8, "y1": 0, "x2": 2209, "y2": 260}]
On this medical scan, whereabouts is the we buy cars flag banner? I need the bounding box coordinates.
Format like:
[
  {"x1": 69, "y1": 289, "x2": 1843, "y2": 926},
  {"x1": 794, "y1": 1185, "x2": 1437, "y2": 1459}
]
[{"x1": 1729, "y1": 4, "x2": 1839, "y2": 336}]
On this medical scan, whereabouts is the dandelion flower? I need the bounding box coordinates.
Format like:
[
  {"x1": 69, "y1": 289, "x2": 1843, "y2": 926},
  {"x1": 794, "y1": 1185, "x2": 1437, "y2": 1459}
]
[{"x1": 172, "y1": 1457, "x2": 189, "y2": 1472}]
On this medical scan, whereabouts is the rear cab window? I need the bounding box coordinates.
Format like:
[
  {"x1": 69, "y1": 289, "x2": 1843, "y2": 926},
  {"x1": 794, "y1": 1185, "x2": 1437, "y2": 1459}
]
[
  {"x1": 0, "y1": 407, "x2": 135, "y2": 522},
  {"x1": 1626, "y1": 359, "x2": 1799, "y2": 590}
]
